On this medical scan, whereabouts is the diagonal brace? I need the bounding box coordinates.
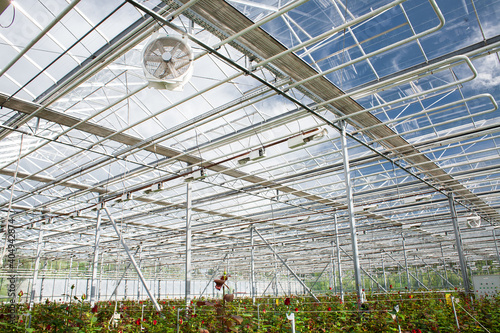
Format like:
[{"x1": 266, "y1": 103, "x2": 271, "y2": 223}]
[
  {"x1": 104, "y1": 207, "x2": 162, "y2": 312},
  {"x1": 340, "y1": 247, "x2": 388, "y2": 292},
  {"x1": 384, "y1": 251, "x2": 429, "y2": 291},
  {"x1": 253, "y1": 227, "x2": 320, "y2": 302}
]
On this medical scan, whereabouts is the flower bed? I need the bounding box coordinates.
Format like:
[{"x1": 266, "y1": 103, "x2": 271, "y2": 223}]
[{"x1": 0, "y1": 291, "x2": 498, "y2": 332}]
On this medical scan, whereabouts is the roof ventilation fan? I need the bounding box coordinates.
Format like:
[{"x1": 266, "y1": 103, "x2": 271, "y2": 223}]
[{"x1": 142, "y1": 33, "x2": 194, "y2": 91}]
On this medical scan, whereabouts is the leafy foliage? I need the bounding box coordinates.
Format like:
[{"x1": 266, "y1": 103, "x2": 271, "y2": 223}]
[{"x1": 0, "y1": 290, "x2": 498, "y2": 332}]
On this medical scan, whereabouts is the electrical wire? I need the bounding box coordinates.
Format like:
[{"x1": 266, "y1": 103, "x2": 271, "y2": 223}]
[{"x1": 0, "y1": 4, "x2": 15, "y2": 28}]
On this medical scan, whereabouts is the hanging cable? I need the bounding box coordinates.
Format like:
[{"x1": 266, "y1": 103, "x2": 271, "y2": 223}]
[{"x1": 0, "y1": 4, "x2": 15, "y2": 28}]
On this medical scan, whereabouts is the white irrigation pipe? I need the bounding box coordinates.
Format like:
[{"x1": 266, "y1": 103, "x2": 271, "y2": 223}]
[
  {"x1": 282, "y1": 0, "x2": 445, "y2": 90},
  {"x1": 360, "y1": 94, "x2": 498, "y2": 145},
  {"x1": 252, "y1": 0, "x2": 406, "y2": 70}
]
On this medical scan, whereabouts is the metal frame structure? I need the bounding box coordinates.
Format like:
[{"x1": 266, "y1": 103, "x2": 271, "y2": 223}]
[{"x1": 0, "y1": 0, "x2": 499, "y2": 303}]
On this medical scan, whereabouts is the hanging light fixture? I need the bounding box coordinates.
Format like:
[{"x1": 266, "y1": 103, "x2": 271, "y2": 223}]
[{"x1": 287, "y1": 127, "x2": 328, "y2": 149}]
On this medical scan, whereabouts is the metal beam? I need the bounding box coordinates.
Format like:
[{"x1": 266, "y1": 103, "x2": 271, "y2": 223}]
[
  {"x1": 251, "y1": 226, "x2": 256, "y2": 304},
  {"x1": 334, "y1": 214, "x2": 343, "y2": 302},
  {"x1": 90, "y1": 209, "x2": 101, "y2": 306},
  {"x1": 340, "y1": 120, "x2": 362, "y2": 303},
  {"x1": 185, "y1": 182, "x2": 192, "y2": 307},
  {"x1": 448, "y1": 194, "x2": 471, "y2": 294}
]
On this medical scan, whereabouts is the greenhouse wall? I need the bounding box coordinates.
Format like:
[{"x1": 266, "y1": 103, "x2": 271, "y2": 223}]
[{"x1": 10, "y1": 278, "x2": 304, "y2": 303}]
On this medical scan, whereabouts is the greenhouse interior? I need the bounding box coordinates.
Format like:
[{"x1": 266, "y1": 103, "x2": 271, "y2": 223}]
[{"x1": 0, "y1": 0, "x2": 499, "y2": 331}]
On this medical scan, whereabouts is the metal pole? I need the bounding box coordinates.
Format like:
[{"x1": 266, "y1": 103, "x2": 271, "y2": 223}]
[
  {"x1": 448, "y1": 194, "x2": 471, "y2": 294},
  {"x1": 382, "y1": 253, "x2": 387, "y2": 290},
  {"x1": 137, "y1": 245, "x2": 142, "y2": 301},
  {"x1": 251, "y1": 227, "x2": 256, "y2": 304},
  {"x1": 29, "y1": 223, "x2": 44, "y2": 308},
  {"x1": 185, "y1": 181, "x2": 192, "y2": 308},
  {"x1": 330, "y1": 243, "x2": 336, "y2": 293},
  {"x1": 440, "y1": 243, "x2": 450, "y2": 288},
  {"x1": 402, "y1": 234, "x2": 411, "y2": 290},
  {"x1": 98, "y1": 255, "x2": 104, "y2": 301},
  {"x1": 90, "y1": 209, "x2": 102, "y2": 306},
  {"x1": 340, "y1": 120, "x2": 362, "y2": 305},
  {"x1": 253, "y1": 227, "x2": 320, "y2": 302},
  {"x1": 493, "y1": 230, "x2": 500, "y2": 267},
  {"x1": 334, "y1": 214, "x2": 343, "y2": 302},
  {"x1": 104, "y1": 207, "x2": 162, "y2": 313}
]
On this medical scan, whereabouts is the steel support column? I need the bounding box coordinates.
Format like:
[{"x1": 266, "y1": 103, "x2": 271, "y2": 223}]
[
  {"x1": 402, "y1": 234, "x2": 411, "y2": 290},
  {"x1": 137, "y1": 245, "x2": 142, "y2": 300},
  {"x1": 104, "y1": 207, "x2": 161, "y2": 312},
  {"x1": 253, "y1": 227, "x2": 320, "y2": 302},
  {"x1": 251, "y1": 226, "x2": 256, "y2": 304},
  {"x1": 90, "y1": 209, "x2": 102, "y2": 306},
  {"x1": 334, "y1": 214, "x2": 344, "y2": 302},
  {"x1": 330, "y1": 243, "x2": 336, "y2": 293},
  {"x1": 493, "y1": 230, "x2": 500, "y2": 267},
  {"x1": 29, "y1": 223, "x2": 44, "y2": 308},
  {"x1": 382, "y1": 254, "x2": 387, "y2": 290},
  {"x1": 185, "y1": 181, "x2": 192, "y2": 308},
  {"x1": 340, "y1": 121, "x2": 362, "y2": 304},
  {"x1": 448, "y1": 194, "x2": 471, "y2": 294}
]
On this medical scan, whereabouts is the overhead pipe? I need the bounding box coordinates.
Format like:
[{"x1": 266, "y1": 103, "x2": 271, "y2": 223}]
[{"x1": 282, "y1": 0, "x2": 445, "y2": 91}]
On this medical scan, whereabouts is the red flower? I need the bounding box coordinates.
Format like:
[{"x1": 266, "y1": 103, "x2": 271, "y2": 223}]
[
  {"x1": 295, "y1": 307, "x2": 298, "y2": 312},
  {"x1": 202, "y1": 320, "x2": 205, "y2": 324},
  {"x1": 390, "y1": 285, "x2": 393, "y2": 289},
  {"x1": 153, "y1": 320, "x2": 157, "y2": 325},
  {"x1": 329, "y1": 287, "x2": 332, "y2": 290},
  {"x1": 180, "y1": 319, "x2": 183, "y2": 324},
  {"x1": 91, "y1": 304, "x2": 98, "y2": 313},
  {"x1": 47, "y1": 325, "x2": 52, "y2": 330},
  {"x1": 143, "y1": 318, "x2": 146, "y2": 322},
  {"x1": 135, "y1": 319, "x2": 141, "y2": 325},
  {"x1": 328, "y1": 307, "x2": 331, "y2": 311},
  {"x1": 284, "y1": 298, "x2": 291, "y2": 305},
  {"x1": 455, "y1": 287, "x2": 458, "y2": 291}
]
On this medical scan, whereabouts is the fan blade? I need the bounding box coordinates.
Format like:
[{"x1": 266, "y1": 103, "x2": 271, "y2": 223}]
[
  {"x1": 171, "y1": 41, "x2": 182, "y2": 58},
  {"x1": 144, "y1": 53, "x2": 163, "y2": 63},
  {"x1": 153, "y1": 61, "x2": 169, "y2": 78},
  {"x1": 167, "y1": 61, "x2": 179, "y2": 78}
]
